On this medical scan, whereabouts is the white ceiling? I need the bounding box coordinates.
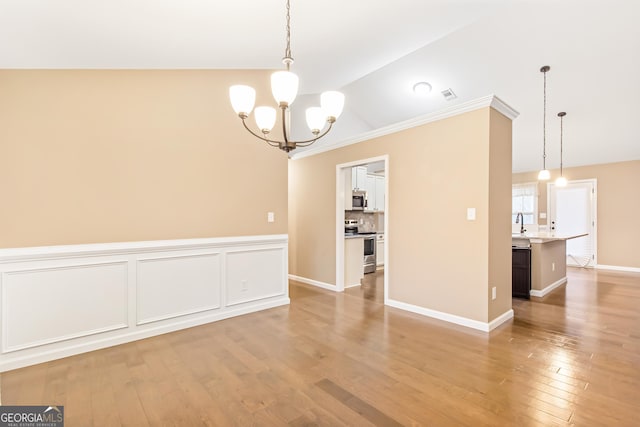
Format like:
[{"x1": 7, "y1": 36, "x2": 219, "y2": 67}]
[{"x1": 2, "y1": 0, "x2": 639, "y2": 172}]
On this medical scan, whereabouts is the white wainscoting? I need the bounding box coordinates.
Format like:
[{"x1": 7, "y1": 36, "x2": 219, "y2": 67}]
[{"x1": 0, "y1": 235, "x2": 288, "y2": 372}]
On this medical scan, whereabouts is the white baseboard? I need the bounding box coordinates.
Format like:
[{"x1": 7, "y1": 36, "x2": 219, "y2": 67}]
[
  {"x1": 530, "y1": 277, "x2": 567, "y2": 298},
  {"x1": 596, "y1": 264, "x2": 640, "y2": 273},
  {"x1": 386, "y1": 299, "x2": 513, "y2": 332},
  {"x1": 0, "y1": 235, "x2": 289, "y2": 372},
  {"x1": 288, "y1": 274, "x2": 340, "y2": 292}
]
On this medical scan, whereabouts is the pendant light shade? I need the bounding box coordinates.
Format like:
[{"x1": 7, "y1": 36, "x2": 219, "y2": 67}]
[
  {"x1": 255, "y1": 106, "x2": 277, "y2": 134},
  {"x1": 305, "y1": 107, "x2": 326, "y2": 134},
  {"x1": 229, "y1": 85, "x2": 256, "y2": 117},
  {"x1": 538, "y1": 169, "x2": 551, "y2": 180},
  {"x1": 538, "y1": 65, "x2": 551, "y2": 180},
  {"x1": 271, "y1": 70, "x2": 299, "y2": 107},
  {"x1": 321, "y1": 91, "x2": 345, "y2": 120}
]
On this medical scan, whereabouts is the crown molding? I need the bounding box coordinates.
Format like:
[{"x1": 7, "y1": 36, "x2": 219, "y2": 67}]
[{"x1": 290, "y1": 94, "x2": 519, "y2": 160}]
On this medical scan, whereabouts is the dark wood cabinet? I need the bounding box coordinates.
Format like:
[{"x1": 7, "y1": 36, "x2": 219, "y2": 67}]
[{"x1": 512, "y1": 248, "x2": 531, "y2": 299}]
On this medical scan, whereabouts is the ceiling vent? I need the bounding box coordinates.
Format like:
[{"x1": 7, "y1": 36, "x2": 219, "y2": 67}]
[{"x1": 441, "y1": 88, "x2": 457, "y2": 101}]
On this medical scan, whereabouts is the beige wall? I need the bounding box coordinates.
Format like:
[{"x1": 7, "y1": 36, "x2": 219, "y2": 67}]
[
  {"x1": 513, "y1": 160, "x2": 640, "y2": 268},
  {"x1": 488, "y1": 109, "x2": 513, "y2": 320},
  {"x1": 290, "y1": 107, "x2": 513, "y2": 323},
  {"x1": 0, "y1": 70, "x2": 288, "y2": 248}
]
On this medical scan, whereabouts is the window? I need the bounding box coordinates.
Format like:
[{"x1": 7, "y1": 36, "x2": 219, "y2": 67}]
[{"x1": 512, "y1": 183, "x2": 537, "y2": 225}]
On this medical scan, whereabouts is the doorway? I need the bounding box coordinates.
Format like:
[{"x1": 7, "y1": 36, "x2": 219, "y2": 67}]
[
  {"x1": 335, "y1": 155, "x2": 389, "y2": 304},
  {"x1": 548, "y1": 179, "x2": 597, "y2": 267}
]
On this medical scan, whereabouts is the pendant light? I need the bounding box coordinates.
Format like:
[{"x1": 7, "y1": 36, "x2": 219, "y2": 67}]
[
  {"x1": 538, "y1": 65, "x2": 551, "y2": 180},
  {"x1": 555, "y1": 112, "x2": 568, "y2": 187}
]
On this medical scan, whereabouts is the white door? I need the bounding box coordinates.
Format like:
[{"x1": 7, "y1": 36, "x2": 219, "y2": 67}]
[{"x1": 548, "y1": 180, "x2": 597, "y2": 267}]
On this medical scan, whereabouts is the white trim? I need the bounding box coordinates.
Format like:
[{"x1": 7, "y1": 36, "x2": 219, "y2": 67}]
[
  {"x1": 530, "y1": 277, "x2": 567, "y2": 297},
  {"x1": 596, "y1": 265, "x2": 640, "y2": 273},
  {"x1": 488, "y1": 309, "x2": 515, "y2": 331},
  {"x1": 0, "y1": 234, "x2": 289, "y2": 263},
  {"x1": 288, "y1": 274, "x2": 339, "y2": 292},
  {"x1": 386, "y1": 299, "x2": 513, "y2": 332},
  {"x1": 344, "y1": 282, "x2": 361, "y2": 289},
  {"x1": 290, "y1": 95, "x2": 519, "y2": 160}
]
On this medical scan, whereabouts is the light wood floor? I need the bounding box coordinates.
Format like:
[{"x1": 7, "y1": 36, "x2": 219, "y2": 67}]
[{"x1": 1, "y1": 267, "x2": 639, "y2": 426}]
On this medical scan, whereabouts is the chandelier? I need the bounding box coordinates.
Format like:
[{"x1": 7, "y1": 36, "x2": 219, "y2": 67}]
[
  {"x1": 229, "y1": 0, "x2": 345, "y2": 153},
  {"x1": 538, "y1": 65, "x2": 551, "y2": 180}
]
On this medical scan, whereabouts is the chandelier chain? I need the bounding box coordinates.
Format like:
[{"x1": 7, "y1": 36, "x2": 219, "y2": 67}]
[{"x1": 284, "y1": 0, "x2": 293, "y2": 68}]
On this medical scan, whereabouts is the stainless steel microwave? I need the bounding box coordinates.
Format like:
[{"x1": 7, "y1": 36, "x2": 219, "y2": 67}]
[{"x1": 352, "y1": 190, "x2": 367, "y2": 210}]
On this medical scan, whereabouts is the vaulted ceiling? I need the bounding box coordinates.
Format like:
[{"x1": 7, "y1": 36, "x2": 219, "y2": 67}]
[{"x1": 2, "y1": 0, "x2": 639, "y2": 171}]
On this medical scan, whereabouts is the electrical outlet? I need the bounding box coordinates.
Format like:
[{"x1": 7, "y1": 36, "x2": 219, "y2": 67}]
[
  {"x1": 241, "y1": 280, "x2": 248, "y2": 292},
  {"x1": 267, "y1": 212, "x2": 275, "y2": 223},
  {"x1": 492, "y1": 287, "x2": 496, "y2": 300},
  {"x1": 552, "y1": 262, "x2": 555, "y2": 272}
]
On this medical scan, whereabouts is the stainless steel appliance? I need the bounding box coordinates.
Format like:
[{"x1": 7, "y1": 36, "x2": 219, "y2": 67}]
[
  {"x1": 363, "y1": 234, "x2": 376, "y2": 274},
  {"x1": 345, "y1": 219, "x2": 358, "y2": 235},
  {"x1": 351, "y1": 191, "x2": 367, "y2": 211}
]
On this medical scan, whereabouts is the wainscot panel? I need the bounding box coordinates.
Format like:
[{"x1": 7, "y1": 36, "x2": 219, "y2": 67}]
[{"x1": 0, "y1": 235, "x2": 288, "y2": 372}]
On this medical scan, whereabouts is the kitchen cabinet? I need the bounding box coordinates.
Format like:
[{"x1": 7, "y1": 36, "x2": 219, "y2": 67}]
[
  {"x1": 376, "y1": 235, "x2": 384, "y2": 267},
  {"x1": 364, "y1": 174, "x2": 385, "y2": 212},
  {"x1": 352, "y1": 166, "x2": 367, "y2": 191},
  {"x1": 345, "y1": 237, "x2": 364, "y2": 287},
  {"x1": 512, "y1": 247, "x2": 531, "y2": 299}
]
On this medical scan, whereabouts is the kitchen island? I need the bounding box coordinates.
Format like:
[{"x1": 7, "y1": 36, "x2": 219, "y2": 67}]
[{"x1": 512, "y1": 232, "x2": 588, "y2": 297}]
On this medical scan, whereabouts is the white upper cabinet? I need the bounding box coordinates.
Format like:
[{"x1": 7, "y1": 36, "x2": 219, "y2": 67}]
[
  {"x1": 365, "y1": 174, "x2": 385, "y2": 212},
  {"x1": 352, "y1": 166, "x2": 367, "y2": 191}
]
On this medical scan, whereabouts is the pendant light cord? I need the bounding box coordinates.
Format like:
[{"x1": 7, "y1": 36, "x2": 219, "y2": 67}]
[
  {"x1": 559, "y1": 113, "x2": 564, "y2": 176},
  {"x1": 542, "y1": 69, "x2": 547, "y2": 170}
]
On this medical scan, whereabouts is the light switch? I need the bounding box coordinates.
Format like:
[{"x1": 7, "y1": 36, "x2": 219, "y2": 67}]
[
  {"x1": 267, "y1": 212, "x2": 275, "y2": 222},
  {"x1": 540, "y1": 212, "x2": 547, "y2": 219},
  {"x1": 467, "y1": 208, "x2": 476, "y2": 221}
]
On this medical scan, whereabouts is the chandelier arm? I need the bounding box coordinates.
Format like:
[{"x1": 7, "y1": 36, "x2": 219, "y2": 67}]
[
  {"x1": 291, "y1": 121, "x2": 335, "y2": 146},
  {"x1": 240, "y1": 118, "x2": 281, "y2": 147}
]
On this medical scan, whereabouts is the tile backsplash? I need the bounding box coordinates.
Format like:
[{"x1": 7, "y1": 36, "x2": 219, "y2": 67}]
[{"x1": 345, "y1": 211, "x2": 384, "y2": 233}]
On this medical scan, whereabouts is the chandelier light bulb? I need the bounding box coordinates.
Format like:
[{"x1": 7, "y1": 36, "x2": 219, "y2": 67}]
[{"x1": 555, "y1": 176, "x2": 568, "y2": 187}]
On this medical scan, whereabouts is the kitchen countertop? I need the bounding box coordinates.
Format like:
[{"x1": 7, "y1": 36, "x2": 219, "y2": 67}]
[{"x1": 512, "y1": 232, "x2": 588, "y2": 244}]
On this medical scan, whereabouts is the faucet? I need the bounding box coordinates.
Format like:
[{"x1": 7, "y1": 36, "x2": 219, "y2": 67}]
[{"x1": 515, "y1": 212, "x2": 526, "y2": 234}]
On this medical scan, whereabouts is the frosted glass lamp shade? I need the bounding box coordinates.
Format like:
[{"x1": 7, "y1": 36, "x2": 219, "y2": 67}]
[
  {"x1": 229, "y1": 85, "x2": 256, "y2": 117},
  {"x1": 306, "y1": 107, "x2": 326, "y2": 133},
  {"x1": 255, "y1": 106, "x2": 277, "y2": 133},
  {"x1": 538, "y1": 169, "x2": 551, "y2": 180},
  {"x1": 555, "y1": 176, "x2": 568, "y2": 187},
  {"x1": 271, "y1": 71, "x2": 299, "y2": 106},
  {"x1": 321, "y1": 91, "x2": 345, "y2": 120}
]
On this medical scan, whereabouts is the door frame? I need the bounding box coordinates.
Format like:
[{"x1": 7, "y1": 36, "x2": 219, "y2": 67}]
[
  {"x1": 547, "y1": 178, "x2": 598, "y2": 267},
  {"x1": 335, "y1": 155, "x2": 389, "y2": 302}
]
